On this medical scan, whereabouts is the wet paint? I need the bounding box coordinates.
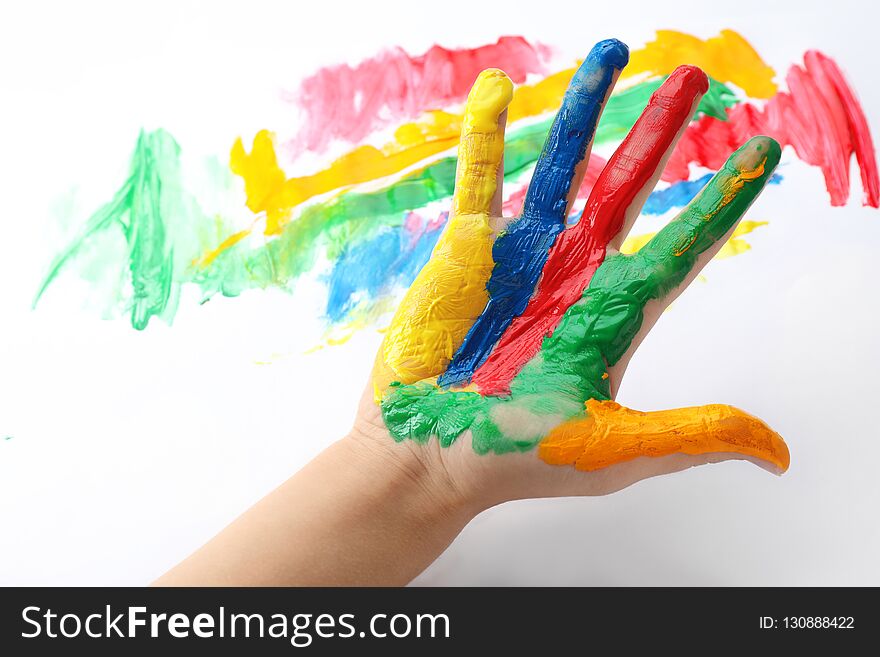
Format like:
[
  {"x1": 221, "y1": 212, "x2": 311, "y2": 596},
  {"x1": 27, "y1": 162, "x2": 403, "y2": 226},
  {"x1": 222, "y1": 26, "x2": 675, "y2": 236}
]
[
  {"x1": 381, "y1": 137, "x2": 783, "y2": 467},
  {"x1": 34, "y1": 130, "x2": 211, "y2": 329},
  {"x1": 284, "y1": 36, "x2": 550, "y2": 155},
  {"x1": 665, "y1": 51, "x2": 879, "y2": 207},
  {"x1": 325, "y1": 213, "x2": 444, "y2": 323},
  {"x1": 472, "y1": 66, "x2": 710, "y2": 395},
  {"x1": 37, "y1": 33, "x2": 877, "y2": 339},
  {"x1": 538, "y1": 399, "x2": 789, "y2": 472},
  {"x1": 621, "y1": 219, "x2": 770, "y2": 260},
  {"x1": 222, "y1": 72, "x2": 739, "y2": 249},
  {"x1": 643, "y1": 172, "x2": 781, "y2": 215},
  {"x1": 375, "y1": 70, "x2": 513, "y2": 391},
  {"x1": 622, "y1": 29, "x2": 777, "y2": 98},
  {"x1": 439, "y1": 39, "x2": 630, "y2": 388}
]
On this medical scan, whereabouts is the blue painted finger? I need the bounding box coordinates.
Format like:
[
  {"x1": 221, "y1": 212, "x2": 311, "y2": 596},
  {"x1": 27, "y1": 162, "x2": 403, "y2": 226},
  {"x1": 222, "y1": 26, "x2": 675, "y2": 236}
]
[{"x1": 438, "y1": 39, "x2": 630, "y2": 388}]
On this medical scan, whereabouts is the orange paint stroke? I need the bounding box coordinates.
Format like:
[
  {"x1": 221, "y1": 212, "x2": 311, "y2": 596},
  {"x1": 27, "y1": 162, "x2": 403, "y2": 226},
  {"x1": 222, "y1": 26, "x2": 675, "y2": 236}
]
[{"x1": 538, "y1": 399, "x2": 790, "y2": 472}]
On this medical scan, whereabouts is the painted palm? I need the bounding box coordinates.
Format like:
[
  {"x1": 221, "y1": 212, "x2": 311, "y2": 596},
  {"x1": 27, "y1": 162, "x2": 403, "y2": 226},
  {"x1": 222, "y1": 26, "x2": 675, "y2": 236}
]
[{"x1": 372, "y1": 40, "x2": 790, "y2": 473}]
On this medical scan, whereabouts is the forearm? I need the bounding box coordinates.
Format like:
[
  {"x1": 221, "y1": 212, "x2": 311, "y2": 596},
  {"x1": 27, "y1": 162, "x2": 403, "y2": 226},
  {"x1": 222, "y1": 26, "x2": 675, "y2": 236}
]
[{"x1": 153, "y1": 435, "x2": 478, "y2": 586}]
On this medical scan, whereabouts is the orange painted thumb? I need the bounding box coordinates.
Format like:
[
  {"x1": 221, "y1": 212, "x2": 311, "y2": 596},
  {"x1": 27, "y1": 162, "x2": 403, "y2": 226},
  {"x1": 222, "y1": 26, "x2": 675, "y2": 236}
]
[{"x1": 538, "y1": 399, "x2": 790, "y2": 473}]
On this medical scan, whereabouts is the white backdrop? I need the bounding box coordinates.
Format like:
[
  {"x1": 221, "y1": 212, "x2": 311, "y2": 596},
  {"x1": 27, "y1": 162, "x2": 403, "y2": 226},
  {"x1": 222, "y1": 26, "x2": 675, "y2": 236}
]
[{"x1": 1, "y1": 0, "x2": 878, "y2": 585}]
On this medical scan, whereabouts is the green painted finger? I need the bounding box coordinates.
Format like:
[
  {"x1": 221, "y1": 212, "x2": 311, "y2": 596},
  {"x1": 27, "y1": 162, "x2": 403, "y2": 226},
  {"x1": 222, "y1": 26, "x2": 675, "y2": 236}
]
[
  {"x1": 636, "y1": 135, "x2": 781, "y2": 291},
  {"x1": 505, "y1": 137, "x2": 783, "y2": 398}
]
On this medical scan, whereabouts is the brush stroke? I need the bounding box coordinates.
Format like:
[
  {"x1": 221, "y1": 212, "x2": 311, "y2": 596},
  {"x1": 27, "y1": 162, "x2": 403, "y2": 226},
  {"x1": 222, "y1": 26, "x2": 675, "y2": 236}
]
[
  {"x1": 35, "y1": 130, "x2": 210, "y2": 329},
  {"x1": 665, "y1": 51, "x2": 879, "y2": 207},
  {"x1": 283, "y1": 29, "x2": 761, "y2": 155},
  {"x1": 37, "y1": 32, "x2": 879, "y2": 341},
  {"x1": 622, "y1": 29, "x2": 777, "y2": 98},
  {"x1": 283, "y1": 36, "x2": 550, "y2": 155},
  {"x1": 216, "y1": 74, "x2": 739, "y2": 253},
  {"x1": 325, "y1": 213, "x2": 444, "y2": 323}
]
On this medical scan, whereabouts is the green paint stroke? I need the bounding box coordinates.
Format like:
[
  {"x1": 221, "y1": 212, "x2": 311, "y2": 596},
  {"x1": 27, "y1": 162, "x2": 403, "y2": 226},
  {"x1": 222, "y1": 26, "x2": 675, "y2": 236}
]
[
  {"x1": 380, "y1": 137, "x2": 781, "y2": 455},
  {"x1": 597, "y1": 76, "x2": 735, "y2": 142},
  {"x1": 38, "y1": 76, "x2": 740, "y2": 327},
  {"x1": 35, "y1": 129, "x2": 215, "y2": 329},
  {"x1": 198, "y1": 121, "x2": 550, "y2": 297},
  {"x1": 199, "y1": 75, "x2": 739, "y2": 295}
]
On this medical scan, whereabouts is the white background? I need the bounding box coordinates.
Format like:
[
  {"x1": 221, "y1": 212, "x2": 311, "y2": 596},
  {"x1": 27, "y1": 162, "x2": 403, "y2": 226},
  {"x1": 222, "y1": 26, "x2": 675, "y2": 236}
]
[{"x1": 1, "y1": 0, "x2": 878, "y2": 585}]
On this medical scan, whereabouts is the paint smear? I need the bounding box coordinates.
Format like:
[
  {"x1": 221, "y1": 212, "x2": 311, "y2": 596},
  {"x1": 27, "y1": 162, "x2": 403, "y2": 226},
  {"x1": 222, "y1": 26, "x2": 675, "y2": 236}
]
[
  {"x1": 38, "y1": 31, "x2": 878, "y2": 341},
  {"x1": 665, "y1": 51, "x2": 879, "y2": 207},
  {"x1": 622, "y1": 29, "x2": 777, "y2": 98},
  {"x1": 219, "y1": 73, "x2": 738, "y2": 247},
  {"x1": 35, "y1": 130, "x2": 215, "y2": 329},
  {"x1": 283, "y1": 36, "x2": 551, "y2": 155}
]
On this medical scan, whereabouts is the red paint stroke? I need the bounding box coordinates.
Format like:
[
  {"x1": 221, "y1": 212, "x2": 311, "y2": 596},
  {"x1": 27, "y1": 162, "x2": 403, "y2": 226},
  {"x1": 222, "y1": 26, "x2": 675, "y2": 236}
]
[
  {"x1": 502, "y1": 154, "x2": 608, "y2": 216},
  {"x1": 474, "y1": 66, "x2": 709, "y2": 396},
  {"x1": 283, "y1": 36, "x2": 551, "y2": 156},
  {"x1": 664, "y1": 51, "x2": 879, "y2": 207}
]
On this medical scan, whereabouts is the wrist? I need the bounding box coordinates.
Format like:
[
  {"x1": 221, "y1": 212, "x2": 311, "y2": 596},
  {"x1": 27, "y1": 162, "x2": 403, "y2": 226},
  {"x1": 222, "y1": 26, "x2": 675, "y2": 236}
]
[{"x1": 345, "y1": 410, "x2": 484, "y2": 528}]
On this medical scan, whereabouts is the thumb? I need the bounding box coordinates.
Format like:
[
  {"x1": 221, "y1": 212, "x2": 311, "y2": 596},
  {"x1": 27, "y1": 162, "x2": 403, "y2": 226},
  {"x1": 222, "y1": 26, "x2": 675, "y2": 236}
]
[{"x1": 538, "y1": 399, "x2": 790, "y2": 475}]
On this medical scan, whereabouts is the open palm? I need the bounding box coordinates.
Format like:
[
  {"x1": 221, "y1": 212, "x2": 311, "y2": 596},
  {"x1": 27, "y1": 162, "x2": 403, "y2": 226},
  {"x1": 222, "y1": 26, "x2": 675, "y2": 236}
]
[{"x1": 360, "y1": 39, "x2": 789, "y2": 502}]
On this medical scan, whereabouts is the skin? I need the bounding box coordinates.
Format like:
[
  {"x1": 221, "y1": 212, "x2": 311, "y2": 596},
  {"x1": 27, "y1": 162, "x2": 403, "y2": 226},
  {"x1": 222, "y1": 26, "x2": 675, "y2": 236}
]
[{"x1": 157, "y1": 41, "x2": 789, "y2": 586}]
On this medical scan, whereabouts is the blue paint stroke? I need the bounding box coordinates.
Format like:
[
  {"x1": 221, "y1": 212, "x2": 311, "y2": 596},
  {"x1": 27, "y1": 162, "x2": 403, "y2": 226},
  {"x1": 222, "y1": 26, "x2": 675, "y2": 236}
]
[
  {"x1": 325, "y1": 214, "x2": 445, "y2": 323},
  {"x1": 643, "y1": 172, "x2": 782, "y2": 215},
  {"x1": 438, "y1": 39, "x2": 630, "y2": 388}
]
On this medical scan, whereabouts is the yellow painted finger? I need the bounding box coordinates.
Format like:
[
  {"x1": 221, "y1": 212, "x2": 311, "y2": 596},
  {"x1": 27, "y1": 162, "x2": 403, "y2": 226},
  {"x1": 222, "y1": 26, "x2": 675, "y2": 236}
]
[
  {"x1": 373, "y1": 70, "x2": 513, "y2": 397},
  {"x1": 538, "y1": 399, "x2": 790, "y2": 472}
]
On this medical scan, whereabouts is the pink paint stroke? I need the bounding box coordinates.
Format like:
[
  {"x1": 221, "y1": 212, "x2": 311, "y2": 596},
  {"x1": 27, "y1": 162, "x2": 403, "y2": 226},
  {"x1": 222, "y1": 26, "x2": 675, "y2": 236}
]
[
  {"x1": 664, "y1": 51, "x2": 879, "y2": 207},
  {"x1": 283, "y1": 36, "x2": 551, "y2": 157}
]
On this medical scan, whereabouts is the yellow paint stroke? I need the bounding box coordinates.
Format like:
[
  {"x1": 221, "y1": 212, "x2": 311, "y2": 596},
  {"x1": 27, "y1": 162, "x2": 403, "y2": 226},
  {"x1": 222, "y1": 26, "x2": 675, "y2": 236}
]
[
  {"x1": 208, "y1": 30, "x2": 777, "y2": 264},
  {"x1": 372, "y1": 70, "x2": 513, "y2": 397},
  {"x1": 716, "y1": 220, "x2": 767, "y2": 258},
  {"x1": 622, "y1": 29, "x2": 777, "y2": 98},
  {"x1": 621, "y1": 220, "x2": 768, "y2": 258},
  {"x1": 538, "y1": 399, "x2": 790, "y2": 472},
  {"x1": 230, "y1": 114, "x2": 463, "y2": 236},
  {"x1": 506, "y1": 67, "x2": 575, "y2": 122},
  {"x1": 230, "y1": 131, "x2": 289, "y2": 234},
  {"x1": 192, "y1": 229, "x2": 250, "y2": 268}
]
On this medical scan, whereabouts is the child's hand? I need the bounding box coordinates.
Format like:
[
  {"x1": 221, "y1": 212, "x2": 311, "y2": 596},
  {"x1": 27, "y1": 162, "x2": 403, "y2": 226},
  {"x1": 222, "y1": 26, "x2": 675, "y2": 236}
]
[
  {"x1": 157, "y1": 39, "x2": 793, "y2": 587},
  {"x1": 357, "y1": 39, "x2": 789, "y2": 511}
]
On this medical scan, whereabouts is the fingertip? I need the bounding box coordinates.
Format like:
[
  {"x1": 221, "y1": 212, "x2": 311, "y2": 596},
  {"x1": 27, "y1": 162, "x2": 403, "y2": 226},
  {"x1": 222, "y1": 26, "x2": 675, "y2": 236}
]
[
  {"x1": 769, "y1": 431, "x2": 791, "y2": 473},
  {"x1": 726, "y1": 136, "x2": 782, "y2": 183},
  {"x1": 745, "y1": 135, "x2": 782, "y2": 170},
  {"x1": 589, "y1": 38, "x2": 630, "y2": 70},
  {"x1": 668, "y1": 64, "x2": 710, "y2": 95},
  {"x1": 472, "y1": 68, "x2": 515, "y2": 100},
  {"x1": 721, "y1": 407, "x2": 791, "y2": 475},
  {"x1": 569, "y1": 39, "x2": 630, "y2": 97},
  {"x1": 465, "y1": 68, "x2": 514, "y2": 131}
]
